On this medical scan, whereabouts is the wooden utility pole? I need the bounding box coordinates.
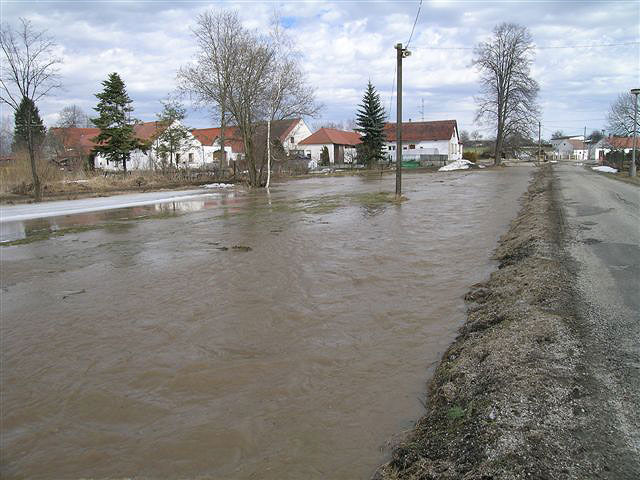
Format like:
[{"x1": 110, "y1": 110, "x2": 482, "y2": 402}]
[
  {"x1": 395, "y1": 43, "x2": 410, "y2": 197},
  {"x1": 538, "y1": 121, "x2": 541, "y2": 163},
  {"x1": 583, "y1": 126, "x2": 587, "y2": 162}
]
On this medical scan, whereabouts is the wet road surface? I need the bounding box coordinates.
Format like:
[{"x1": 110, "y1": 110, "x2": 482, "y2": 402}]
[
  {"x1": 554, "y1": 163, "x2": 640, "y2": 475},
  {"x1": 1, "y1": 169, "x2": 532, "y2": 479}
]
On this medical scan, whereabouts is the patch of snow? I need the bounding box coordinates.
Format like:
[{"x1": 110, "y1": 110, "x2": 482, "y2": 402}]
[
  {"x1": 549, "y1": 160, "x2": 558, "y2": 164},
  {"x1": 61, "y1": 179, "x2": 90, "y2": 184},
  {"x1": 591, "y1": 166, "x2": 618, "y2": 173},
  {"x1": 203, "y1": 183, "x2": 234, "y2": 189},
  {"x1": 574, "y1": 162, "x2": 583, "y2": 166},
  {"x1": 439, "y1": 160, "x2": 474, "y2": 172},
  {"x1": 478, "y1": 165, "x2": 486, "y2": 169}
]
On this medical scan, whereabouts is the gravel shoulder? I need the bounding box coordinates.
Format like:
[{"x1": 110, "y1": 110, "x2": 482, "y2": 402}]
[{"x1": 377, "y1": 164, "x2": 640, "y2": 479}]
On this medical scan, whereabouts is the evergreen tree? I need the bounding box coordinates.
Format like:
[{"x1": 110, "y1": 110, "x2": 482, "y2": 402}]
[
  {"x1": 13, "y1": 97, "x2": 46, "y2": 151},
  {"x1": 355, "y1": 81, "x2": 386, "y2": 168},
  {"x1": 91, "y1": 73, "x2": 140, "y2": 173},
  {"x1": 153, "y1": 100, "x2": 194, "y2": 169},
  {"x1": 320, "y1": 145, "x2": 330, "y2": 166}
]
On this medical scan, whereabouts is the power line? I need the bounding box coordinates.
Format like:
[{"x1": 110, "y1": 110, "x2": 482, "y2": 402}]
[
  {"x1": 405, "y1": 0, "x2": 423, "y2": 49},
  {"x1": 413, "y1": 40, "x2": 639, "y2": 51}
]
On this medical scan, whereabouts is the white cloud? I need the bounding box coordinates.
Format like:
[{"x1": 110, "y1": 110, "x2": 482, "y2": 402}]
[{"x1": 1, "y1": 0, "x2": 637, "y2": 137}]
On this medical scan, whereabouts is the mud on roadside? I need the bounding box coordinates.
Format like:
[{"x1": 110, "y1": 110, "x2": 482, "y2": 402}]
[{"x1": 377, "y1": 165, "x2": 610, "y2": 479}]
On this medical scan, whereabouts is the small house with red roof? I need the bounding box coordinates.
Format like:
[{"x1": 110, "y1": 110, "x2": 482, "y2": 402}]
[
  {"x1": 383, "y1": 120, "x2": 463, "y2": 162},
  {"x1": 298, "y1": 127, "x2": 362, "y2": 166}
]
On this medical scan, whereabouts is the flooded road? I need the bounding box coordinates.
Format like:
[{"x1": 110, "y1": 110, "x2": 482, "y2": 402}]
[{"x1": 1, "y1": 168, "x2": 532, "y2": 479}]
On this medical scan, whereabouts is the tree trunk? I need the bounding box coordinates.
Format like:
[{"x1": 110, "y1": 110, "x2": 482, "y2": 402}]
[
  {"x1": 220, "y1": 106, "x2": 226, "y2": 171},
  {"x1": 26, "y1": 115, "x2": 42, "y2": 202},
  {"x1": 123, "y1": 153, "x2": 128, "y2": 176},
  {"x1": 266, "y1": 119, "x2": 272, "y2": 189}
]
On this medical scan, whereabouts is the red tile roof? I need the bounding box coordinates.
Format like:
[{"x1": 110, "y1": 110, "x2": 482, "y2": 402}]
[
  {"x1": 50, "y1": 127, "x2": 100, "y2": 155},
  {"x1": 383, "y1": 120, "x2": 458, "y2": 142},
  {"x1": 299, "y1": 128, "x2": 362, "y2": 146},
  {"x1": 606, "y1": 136, "x2": 638, "y2": 149},
  {"x1": 191, "y1": 119, "x2": 302, "y2": 154},
  {"x1": 50, "y1": 121, "x2": 169, "y2": 155}
]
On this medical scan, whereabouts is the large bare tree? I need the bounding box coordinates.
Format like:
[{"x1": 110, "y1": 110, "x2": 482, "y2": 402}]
[
  {"x1": 178, "y1": 10, "x2": 318, "y2": 187},
  {"x1": 606, "y1": 92, "x2": 640, "y2": 137},
  {"x1": 474, "y1": 23, "x2": 539, "y2": 165},
  {"x1": 0, "y1": 18, "x2": 61, "y2": 201}
]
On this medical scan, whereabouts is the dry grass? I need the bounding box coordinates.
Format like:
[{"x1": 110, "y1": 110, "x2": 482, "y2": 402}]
[
  {"x1": 0, "y1": 158, "x2": 223, "y2": 201},
  {"x1": 0, "y1": 151, "x2": 63, "y2": 195}
]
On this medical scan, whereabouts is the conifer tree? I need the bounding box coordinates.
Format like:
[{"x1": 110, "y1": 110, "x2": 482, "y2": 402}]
[
  {"x1": 355, "y1": 81, "x2": 386, "y2": 168},
  {"x1": 91, "y1": 73, "x2": 140, "y2": 173},
  {"x1": 13, "y1": 97, "x2": 45, "y2": 151}
]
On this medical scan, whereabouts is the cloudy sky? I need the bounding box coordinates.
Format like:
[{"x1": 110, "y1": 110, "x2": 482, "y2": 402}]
[{"x1": 1, "y1": 0, "x2": 638, "y2": 139}]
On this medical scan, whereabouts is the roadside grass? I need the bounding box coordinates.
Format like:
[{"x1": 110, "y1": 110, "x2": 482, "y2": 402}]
[{"x1": 601, "y1": 171, "x2": 640, "y2": 186}]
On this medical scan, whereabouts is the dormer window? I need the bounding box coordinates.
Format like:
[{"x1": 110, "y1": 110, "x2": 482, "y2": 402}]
[{"x1": 290, "y1": 137, "x2": 294, "y2": 144}]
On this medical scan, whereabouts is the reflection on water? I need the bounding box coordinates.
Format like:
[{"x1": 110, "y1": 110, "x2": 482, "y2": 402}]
[
  {"x1": 1, "y1": 169, "x2": 532, "y2": 479},
  {"x1": 0, "y1": 192, "x2": 241, "y2": 243}
]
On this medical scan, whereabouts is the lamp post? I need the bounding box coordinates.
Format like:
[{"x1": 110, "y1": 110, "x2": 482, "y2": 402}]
[{"x1": 630, "y1": 88, "x2": 639, "y2": 177}]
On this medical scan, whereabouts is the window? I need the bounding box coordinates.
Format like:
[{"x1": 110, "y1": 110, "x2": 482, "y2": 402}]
[
  {"x1": 176, "y1": 153, "x2": 181, "y2": 162},
  {"x1": 409, "y1": 144, "x2": 416, "y2": 149},
  {"x1": 189, "y1": 153, "x2": 194, "y2": 162},
  {"x1": 290, "y1": 136, "x2": 294, "y2": 144},
  {"x1": 403, "y1": 146, "x2": 407, "y2": 150}
]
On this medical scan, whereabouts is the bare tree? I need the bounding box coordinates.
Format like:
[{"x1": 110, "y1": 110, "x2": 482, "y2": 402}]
[
  {"x1": 459, "y1": 130, "x2": 470, "y2": 143},
  {"x1": 0, "y1": 115, "x2": 13, "y2": 156},
  {"x1": 606, "y1": 92, "x2": 640, "y2": 137},
  {"x1": 474, "y1": 23, "x2": 539, "y2": 165},
  {"x1": 57, "y1": 104, "x2": 90, "y2": 128},
  {"x1": 0, "y1": 18, "x2": 61, "y2": 201},
  {"x1": 178, "y1": 9, "x2": 318, "y2": 187},
  {"x1": 178, "y1": 10, "x2": 272, "y2": 187},
  {"x1": 470, "y1": 130, "x2": 483, "y2": 141},
  {"x1": 265, "y1": 12, "x2": 320, "y2": 188}
]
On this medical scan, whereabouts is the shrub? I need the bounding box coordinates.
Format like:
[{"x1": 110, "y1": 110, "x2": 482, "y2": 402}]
[{"x1": 462, "y1": 151, "x2": 478, "y2": 162}]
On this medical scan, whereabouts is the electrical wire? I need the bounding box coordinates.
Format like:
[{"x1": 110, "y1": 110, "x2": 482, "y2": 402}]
[
  {"x1": 413, "y1": 40, "x2": 639, "y2": 51},
  {"x1": 405, "y1": 0, "x2": 423, "y2": 49}
]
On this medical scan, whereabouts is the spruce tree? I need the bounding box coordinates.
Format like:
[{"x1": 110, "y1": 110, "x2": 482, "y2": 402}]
[
  {"x1": 91, "y1": 73, "x2": 140, "y2": 173},
  {"x1": 355, "y1": 81, "x2": 386, "y2": 168},
  {"x1": 13, "y1": 97, "x2": 46, "y2": 151}
]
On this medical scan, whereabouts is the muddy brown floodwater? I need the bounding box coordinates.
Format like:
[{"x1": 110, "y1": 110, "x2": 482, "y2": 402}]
[{"x1": 1, "y1": 168, "x2": 532, "y2": 479}]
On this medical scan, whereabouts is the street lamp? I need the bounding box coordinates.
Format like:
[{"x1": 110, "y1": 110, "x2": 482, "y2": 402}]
[{"x1": 631, "y1": 88, "x2": 639, "y2": 177}]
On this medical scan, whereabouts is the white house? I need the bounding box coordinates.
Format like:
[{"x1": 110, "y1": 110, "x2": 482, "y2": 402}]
[
  {"x1": 553, "y1": 138, "x2": 588, "y2": 161},
  {"x1": 382, "y1": 120, "x2": 463, "y2": 162},
  {"x1": 298, "y1": 127, "x2": 362, "y2": 166},
  {"x1": 92, "y1": 120, "x2": 211, "y2": 171}
]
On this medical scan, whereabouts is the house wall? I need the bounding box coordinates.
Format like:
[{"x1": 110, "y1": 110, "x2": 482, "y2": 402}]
[
  {"x1": 94, "y1": 124, "x2": 209, "y2": 171},
  {"x1": 303, "y1": 143, "x2": 358, "y2": 165},
  {"x1": 283, "y1": 119, "x2": 312, "y2": 152},
  {"x1": 384, "y1": 134, "x2": 462, "y2": 162}
]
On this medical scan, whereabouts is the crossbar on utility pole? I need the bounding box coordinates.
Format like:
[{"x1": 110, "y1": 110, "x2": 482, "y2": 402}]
[{"x1": 395, "y1": 43, "x2": 403, "y2": 197}]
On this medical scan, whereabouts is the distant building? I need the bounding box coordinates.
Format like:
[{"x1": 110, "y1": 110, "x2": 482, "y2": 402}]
[
  {"x1": 298, "y1": 127, "x2": 362, "y2": 166},
  {"x1": 382, "y1": 120, "x2": 463, "y2": 163},
  {"x1": 553, "y1": 138, "x2": 588, "y2": 161}
]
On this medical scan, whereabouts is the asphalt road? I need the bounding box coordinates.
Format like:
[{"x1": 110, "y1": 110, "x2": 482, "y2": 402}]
[{"x1": 554, "y1": 163, "x2": 640, "y2": 477}]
